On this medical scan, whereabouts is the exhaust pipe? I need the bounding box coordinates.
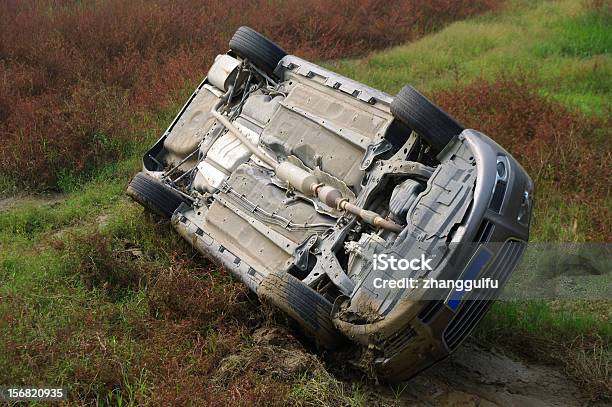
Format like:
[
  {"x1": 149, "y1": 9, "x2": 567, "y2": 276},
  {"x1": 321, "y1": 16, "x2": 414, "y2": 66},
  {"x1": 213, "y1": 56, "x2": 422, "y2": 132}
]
[{"x1": 211, "y1": 110, "x2": 403, "y2": 233}]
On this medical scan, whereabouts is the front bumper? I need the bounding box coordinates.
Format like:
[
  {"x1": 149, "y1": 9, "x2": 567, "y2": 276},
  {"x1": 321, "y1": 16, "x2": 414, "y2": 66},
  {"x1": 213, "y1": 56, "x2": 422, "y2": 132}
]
[{"x1": 337, "y1": 129, "x2": 534, "y2": 380}]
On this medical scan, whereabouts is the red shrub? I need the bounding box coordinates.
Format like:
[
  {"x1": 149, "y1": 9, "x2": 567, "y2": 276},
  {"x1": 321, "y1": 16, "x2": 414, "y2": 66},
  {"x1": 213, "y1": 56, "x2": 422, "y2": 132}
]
[
  {"x1": 0, "y1": 0, "x2": 499, "y2": 190},
  {"x1": 432, "y1": 76, "x2": 611, "y2": 240}
]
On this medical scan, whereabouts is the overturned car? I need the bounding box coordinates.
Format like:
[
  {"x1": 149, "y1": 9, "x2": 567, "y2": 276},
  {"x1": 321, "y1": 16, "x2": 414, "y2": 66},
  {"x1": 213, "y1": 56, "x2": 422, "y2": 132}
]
[{"x1": 128, "y1": 27, "x2": 533, "y2": 380}]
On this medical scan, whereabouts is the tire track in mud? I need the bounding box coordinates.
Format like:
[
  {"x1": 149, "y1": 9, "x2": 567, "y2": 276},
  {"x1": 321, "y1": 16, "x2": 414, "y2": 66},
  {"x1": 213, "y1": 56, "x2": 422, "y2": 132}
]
[{"x1": 380, "y1": 341, "x2": 591, "y2": 407}]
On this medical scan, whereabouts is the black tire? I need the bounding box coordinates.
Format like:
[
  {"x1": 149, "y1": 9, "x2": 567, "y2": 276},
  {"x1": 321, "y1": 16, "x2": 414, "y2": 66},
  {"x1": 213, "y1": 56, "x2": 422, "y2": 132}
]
[
  {"x1": 258, "y1": 271, "x2": 342, "y2": 349},
  {"x1": 391, "y1": 85, "x2": 464, "y2": 152},
  {"x1": 229, "y1": 26, "x2": 286, "y2": 78},
  {"x1": 127, "y1": 172, "x2": 186, "y2": 218}
]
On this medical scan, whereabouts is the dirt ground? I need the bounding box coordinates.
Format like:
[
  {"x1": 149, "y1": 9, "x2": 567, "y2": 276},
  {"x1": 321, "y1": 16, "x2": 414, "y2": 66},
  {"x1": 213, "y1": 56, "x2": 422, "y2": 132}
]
[
  {"x1": 0, "y1": 193, "x2": 64, "y2": 212},
  {"x1": 394, "y1": 341, "x2": 589, "y2": 407},
  {"x1": 250, "y1": 325, "x2": 596, "y2": 407}
]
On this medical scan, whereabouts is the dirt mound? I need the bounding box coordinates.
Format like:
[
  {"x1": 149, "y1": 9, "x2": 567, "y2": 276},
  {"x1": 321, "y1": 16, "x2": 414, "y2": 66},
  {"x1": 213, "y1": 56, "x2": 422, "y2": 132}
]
[{"x1": 214, "y1": 327, "x2": 321, "y2": 385}]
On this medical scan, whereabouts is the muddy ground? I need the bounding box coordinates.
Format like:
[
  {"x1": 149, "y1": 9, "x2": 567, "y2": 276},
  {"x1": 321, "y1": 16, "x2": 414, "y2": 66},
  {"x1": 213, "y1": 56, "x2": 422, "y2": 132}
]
[
  {"x1": 395, "y1": 342, "x2": 587, "y2": 407},
  {"x1": 248, "y1": 325, "x2": 596, "y2": 407}
]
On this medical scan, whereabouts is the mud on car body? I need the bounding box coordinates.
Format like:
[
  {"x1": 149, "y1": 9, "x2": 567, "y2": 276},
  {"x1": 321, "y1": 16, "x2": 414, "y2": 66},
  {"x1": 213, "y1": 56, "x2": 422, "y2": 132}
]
[{"x1": 128, "y1": 27, "x2": 533, "y2": 380}]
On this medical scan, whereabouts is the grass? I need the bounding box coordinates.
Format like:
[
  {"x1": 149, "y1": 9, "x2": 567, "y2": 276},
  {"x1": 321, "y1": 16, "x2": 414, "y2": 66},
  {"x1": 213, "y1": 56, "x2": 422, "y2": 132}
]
[
  {"x1": 1, "y1": 192, "x2": 255, "y2": 404},
  {"x1": 326, "y1": 0, "x2": 611, "y2": 115},
  {"x1": 482, "y1": 301, "x2": 611, "y2": 341},
  {"x1": 477, "y1": 300, "x2": 611, "y2": 399},
  {"x1": 0, "y1": 0, "x2": 610, "y2": 404}
]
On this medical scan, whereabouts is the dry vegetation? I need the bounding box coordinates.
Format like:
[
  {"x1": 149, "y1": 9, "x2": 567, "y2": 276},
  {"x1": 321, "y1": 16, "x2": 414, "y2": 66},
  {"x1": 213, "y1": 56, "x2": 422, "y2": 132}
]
[
  {"x1": 0, "y1": 0, "x2": 499, "y2": 191},
  {"x1": 3, "y1": 218, "x2": 362, "y2": 406},
  {"x1": 433, "y1": 75, "x2": 611, "y2": 241}
]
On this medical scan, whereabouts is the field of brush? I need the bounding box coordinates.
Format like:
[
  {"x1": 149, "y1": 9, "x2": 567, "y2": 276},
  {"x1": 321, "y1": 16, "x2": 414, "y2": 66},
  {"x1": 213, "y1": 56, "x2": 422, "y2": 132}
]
[{"x1": 0, "y1": 0, "x2": 610, "y2": 405}]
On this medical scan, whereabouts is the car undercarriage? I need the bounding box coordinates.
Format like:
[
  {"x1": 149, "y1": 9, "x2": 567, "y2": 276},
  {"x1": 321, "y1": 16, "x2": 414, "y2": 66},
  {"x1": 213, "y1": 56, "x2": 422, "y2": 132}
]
[{"x1": 128, "y1": 27, "x2": 533, "y2": 380}]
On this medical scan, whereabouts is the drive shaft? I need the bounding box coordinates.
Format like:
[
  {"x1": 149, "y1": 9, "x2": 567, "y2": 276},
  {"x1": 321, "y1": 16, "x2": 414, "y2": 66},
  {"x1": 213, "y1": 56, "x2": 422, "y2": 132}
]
[{"x1": 212, "y1": 110, "x2": 403, "y2": 233}]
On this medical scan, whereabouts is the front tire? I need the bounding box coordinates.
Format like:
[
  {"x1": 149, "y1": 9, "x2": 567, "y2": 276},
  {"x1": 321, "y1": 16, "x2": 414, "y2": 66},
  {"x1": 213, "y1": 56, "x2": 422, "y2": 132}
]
[
  {"x1": 391, "y1": 85, "x2": 464, "y2": 152},
  {"x1": 229, "y1": 26, "x2": 287, "y2": 78}
]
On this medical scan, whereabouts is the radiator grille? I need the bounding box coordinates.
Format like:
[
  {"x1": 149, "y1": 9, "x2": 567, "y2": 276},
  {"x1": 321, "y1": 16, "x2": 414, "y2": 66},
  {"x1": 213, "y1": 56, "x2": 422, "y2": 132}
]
[
  {"x1": 489, "y1": 180, "x2": 507, "y2": 212},
  {"x1": 474, "y1": 219, "x2": 494, "y2": 243},
  {"x1": 383, "y1": 326, "x2": 417, "y2": 357},
  {"x1": 443, "y1": 240, "x2": 525, "y2": 349},
  {"x1": 418, "y1": 300, "x2": 444, "y2": 324}
]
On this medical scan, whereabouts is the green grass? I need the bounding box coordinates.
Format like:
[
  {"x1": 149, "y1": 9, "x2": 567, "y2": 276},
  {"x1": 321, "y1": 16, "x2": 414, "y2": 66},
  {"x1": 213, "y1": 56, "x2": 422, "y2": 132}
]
[
  {"x1": 325, "y1": 0, "x2": 611, "y2": 115},
  {"x1": 0, "y1": 99, "x2": 177, "y2": 402},
  {"x1": 0, "y1": 181, "x2": 122, "y2": 241},
  {"x1": 477, "y1": 299, "x2": 611, "y2": 399},
  {"x1": 534, "y1": 9, "x2": 611, "y2": 58},
  {"x1": 481, "y1": 300, "x2": 611, "y2": 341},
  {"x1": 0, "y1": 192, "x2": 191, "y2": 403}
]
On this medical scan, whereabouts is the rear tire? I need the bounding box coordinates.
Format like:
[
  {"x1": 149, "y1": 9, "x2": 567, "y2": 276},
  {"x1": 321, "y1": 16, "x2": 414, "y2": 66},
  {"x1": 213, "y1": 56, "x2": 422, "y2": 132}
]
[
  {"x1": 258, "y1": 271, "x2": 342, "y2": 349},
  {"x1": 127, "y1": 172, "x2": 186, "y2": 218},
  {"x1": 391, "y1": 85, "x2": 464, "y2": 152},
  {"x1": 229, "y1": 26, "x2": 286, "y2": 78}
]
